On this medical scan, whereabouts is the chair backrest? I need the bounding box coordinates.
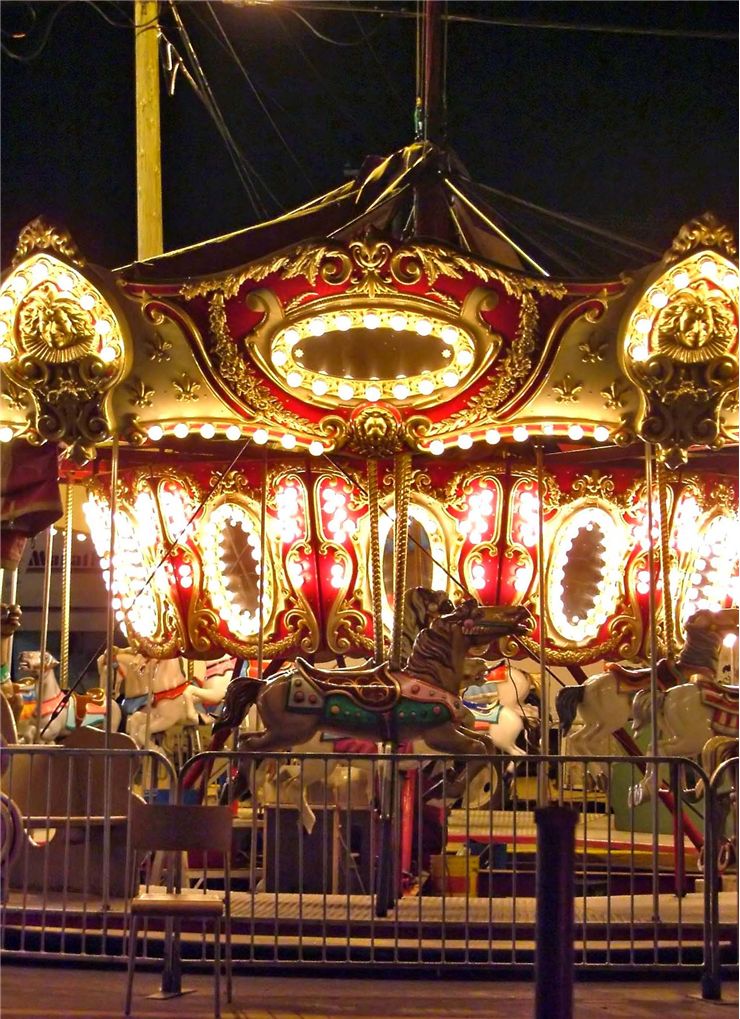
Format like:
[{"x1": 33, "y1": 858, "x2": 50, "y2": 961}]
[{"x1": 129, "y1": 798, "x2": 233, "y2": 854}]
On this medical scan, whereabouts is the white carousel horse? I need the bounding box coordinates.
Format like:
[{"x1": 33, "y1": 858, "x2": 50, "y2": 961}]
[
  {"x1": 182, "y1": 655, "x2": 238, "y2": 718},
  {"x1": 17, "y1": 650, "x2": 121, "y2": 743},
  {"x1": 555, "y1": 607, "x2": 739, "y2": 782},
  {"x1": 98, "y1": 648, "x2": 195, "y2": 748},
  {"x1": 629, "y1": 666, "x2": 739, "y2": 806},
  {"x1": 463, "y1": 661, "x2": 540, "y2": 755}
]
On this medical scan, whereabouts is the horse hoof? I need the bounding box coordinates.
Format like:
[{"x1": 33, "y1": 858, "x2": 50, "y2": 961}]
[{"x1": 627, "y1": 785, "x2": 644, "y2": 808}]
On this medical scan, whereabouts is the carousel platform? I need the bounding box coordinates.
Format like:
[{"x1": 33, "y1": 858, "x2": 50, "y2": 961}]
[{"x1": 2, "y1": 889, "x2": 737, "y2": 968}]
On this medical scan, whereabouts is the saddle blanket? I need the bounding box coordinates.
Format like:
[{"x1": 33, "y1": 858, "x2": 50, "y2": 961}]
[{"x1": 697, "y1": 679, "x2": 739, "y2": 736}]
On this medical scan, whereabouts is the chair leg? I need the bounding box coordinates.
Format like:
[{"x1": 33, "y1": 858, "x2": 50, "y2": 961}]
[
  {"x1": 213, "y1": 917, "x2": 222, "y2": 1019},
  {"x1": 124, "y1": 915, "x2": 139, "y2": 1016}
]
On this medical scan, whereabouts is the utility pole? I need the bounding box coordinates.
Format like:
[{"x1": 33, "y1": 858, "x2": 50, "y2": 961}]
[{"x1": 135, "y1": 1, "x2": 163, "y2": 260}]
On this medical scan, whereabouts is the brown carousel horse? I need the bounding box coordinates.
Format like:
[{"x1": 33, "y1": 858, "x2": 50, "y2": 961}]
[
  {"x1": 217, "y1": 600, "x2": 532, "y2": 754},
  {"x1": 218, "y1": 598, "x2": 531, "y2": 915}
]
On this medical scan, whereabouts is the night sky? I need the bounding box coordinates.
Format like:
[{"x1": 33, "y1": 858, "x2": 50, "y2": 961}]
[{"x1": 1, "y1": 1, "x2": 738, "y2": 273}]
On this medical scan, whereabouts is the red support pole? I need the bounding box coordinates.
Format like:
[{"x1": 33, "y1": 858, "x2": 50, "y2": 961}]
[{"x1": 400, "y1": 766, "x2": 418, "y2": 888}]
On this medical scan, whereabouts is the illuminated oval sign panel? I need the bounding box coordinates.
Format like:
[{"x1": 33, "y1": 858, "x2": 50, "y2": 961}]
[
  {"x1": 548, "y1": 505, "x2": 629, "y2": 644},
  {"x1": 200, "y1": 500, "x2": 274, "y2": 639}
]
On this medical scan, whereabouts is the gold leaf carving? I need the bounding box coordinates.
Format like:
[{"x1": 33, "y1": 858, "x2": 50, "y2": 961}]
[
  {"x1": 571, "y1": 470, "x2": 616, "y2": 501},
  {"x1": 654, "y1": 282, "x2": 737, "y2": 364},
  {"x1": 17, "y1": 284, "x2": 96, "y2": 363},
  {"x1": 579, "y1": 335, "x2": 608, "y2": 363},
  {"x1": 601, "y1": 378, "x2": 632, "y2": 410},
  {"x1": 12, "y1": 217, "x2": 83, "y2": 268},
  {"x1": 664, "y1": 212, "x2": 737, "y2": 266},
  {"x1": 172, "y1": 372, "x2": 201, "y2": 402},
  {"x1": 125, "y1": 376, "x2": 155, "y2": 408},
  {"x1": 146, "y1": 333, "x2": 172, "y2": 363},
  {"x1": 0, "y1": 380, "x2": 28, "y2": 411},
  {"x1": 552, "y1": 373, "x2": 583, "y2": 403}
]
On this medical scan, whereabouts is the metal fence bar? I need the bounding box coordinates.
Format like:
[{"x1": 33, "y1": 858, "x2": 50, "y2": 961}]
[{"x1": 2, "y1": 745, "x2": 735, "y2": 990}]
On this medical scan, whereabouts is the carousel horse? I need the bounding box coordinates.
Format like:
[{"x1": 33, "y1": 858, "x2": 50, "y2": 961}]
[
  {"x1": 629, "y1": 611, "x2": 740, "y2": 806},
  {"x1": 184, "y1": 586, "x2": 456, "y2": 804},
  {"x1": 556, "y1": 607, "x2": 739, "y2": 783},
  {"x1": 16, "y1": 650, "x2": 121, "y2": 743},
  {"x1": 98, "y1": 648, "x2": 195, "y2": 747},
  {"x1": 463, "y1": 662, "x2": 541, "y2": 757},
  {"x1": 182, "y1": 655, "x2": 239, "y2": 718},
  {"x1": 216, "y1": 600, "x2": 532, "y2": 756}
]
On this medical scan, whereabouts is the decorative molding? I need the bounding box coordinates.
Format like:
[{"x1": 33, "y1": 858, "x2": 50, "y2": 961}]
[{"x1": 663, "y1": 213, "x2": 737, "y2": 266}]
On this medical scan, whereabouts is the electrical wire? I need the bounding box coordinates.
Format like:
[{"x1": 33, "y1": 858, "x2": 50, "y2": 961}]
[
  {"x1": 473, "y1": 181, "x2": 662, "y2": 258},
  {"x1": 246, "y1": 3, "x2": 737, "y2": 41},
  {"x1": 168, "y1": 1, "x2": 280, "y2": 217},
  {"x1": 288, "y1": 7, "x2": 376, "y2": 46},
  {"x1": 203, "y1": 1, "x2": 315, "y2": 188},
  {"x1": 274, "y1": 13, "x2": 371, "y2": 137}
]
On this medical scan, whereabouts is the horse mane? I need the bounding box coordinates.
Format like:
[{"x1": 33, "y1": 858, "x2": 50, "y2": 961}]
[
  {"x1": 404, "y1": 623, "x2": 455, "y2": 686},
  {"x1": 677, "y1": 618, "x2": 723, "y2": 676}
]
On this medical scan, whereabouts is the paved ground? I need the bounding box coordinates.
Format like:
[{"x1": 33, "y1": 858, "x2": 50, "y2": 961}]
[{"x1": 0, "y1": 963, "x2": 738, "y2": 1018}]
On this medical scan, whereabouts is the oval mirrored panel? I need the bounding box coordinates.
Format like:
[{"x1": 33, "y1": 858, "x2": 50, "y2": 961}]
[{"x1": 549, "y1": 505, "x2": 628, "y2": 644}]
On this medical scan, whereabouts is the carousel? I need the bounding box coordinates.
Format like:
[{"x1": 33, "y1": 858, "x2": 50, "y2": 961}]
[{"x1": 0, "y1": 7, "x2": 738, "y2": 981}]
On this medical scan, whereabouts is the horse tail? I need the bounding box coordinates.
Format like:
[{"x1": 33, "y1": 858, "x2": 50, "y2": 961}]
[
  {"x1": 556, "y1": 686, "x2": 584, "y2": 735},
  {"x1": 213, "y1": 676, "x2": 263, "y2": 737},
  {"x1": 632, "y1": 688, "x2": 661, "y2": 734}
]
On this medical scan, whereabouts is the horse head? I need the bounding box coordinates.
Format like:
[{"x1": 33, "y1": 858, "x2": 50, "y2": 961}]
[
  {"x1": 408, "y1": 600, "x2": 532, "y2": 692},
  {"x1": 98, "y1": 646, "x2": 151, "y2": 698},
  {"x1": 685, "y1": 606, "x2": 739, "y2": 636},
  {"x1": 18, "y1": 650, "x2": 59, "y2": 678},
  {"x1": 679, "y1": 606, "x2": 739, "y2": 678}
]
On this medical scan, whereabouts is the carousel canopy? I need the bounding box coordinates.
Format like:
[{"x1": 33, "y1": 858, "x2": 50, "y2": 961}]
[{"x1": 0, "y1": 139, "x2": 738, "y2": 667}]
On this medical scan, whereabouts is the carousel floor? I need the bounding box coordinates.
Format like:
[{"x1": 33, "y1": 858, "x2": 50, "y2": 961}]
[{"x1": 0, "y1": 961, "x2": 737, "y2": 1019}]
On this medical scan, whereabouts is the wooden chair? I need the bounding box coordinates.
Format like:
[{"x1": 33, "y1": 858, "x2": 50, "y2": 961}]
[{"x1": 124, "y1": 799, "x2": 233, "y2": 1018}]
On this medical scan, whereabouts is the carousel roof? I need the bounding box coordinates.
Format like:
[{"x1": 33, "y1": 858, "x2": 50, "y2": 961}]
[
  {"x1": 120, "y1": 142, "x2": 530, "y2": 282},
  {"x1": 0, "y1": 140, "x2": 737, "y2": 470}
]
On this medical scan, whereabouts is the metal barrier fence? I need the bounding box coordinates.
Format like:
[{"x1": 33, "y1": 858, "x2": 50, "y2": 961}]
[{"x1": 1, "y1": 745, "x2": 737, "y2": 996}]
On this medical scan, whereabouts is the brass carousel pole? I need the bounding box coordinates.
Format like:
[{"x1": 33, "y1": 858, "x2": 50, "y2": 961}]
[
  {"x1": 35, "y1": 526, "x2": 54, "y2": 742},
  {"x1": 367, "y1": 460, "x2": 385, "y2": 665},
  {"x1": 390, "y1": 453, "x2": 412, "y2": 670},
  {"x1": 644, "y1": 443, "x2": 661, "y2": 923},
  {"x1": 535, "y1": 445, "x2": 549, "y2": 806},
  {"x1": 59, "y1": 484, "x2": 74, "y2": 690}
]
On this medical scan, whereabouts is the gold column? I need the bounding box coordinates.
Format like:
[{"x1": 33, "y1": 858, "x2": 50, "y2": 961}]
[
  {"x1": 60, "y1": 485, "x2": 74, "y2": 690},
  {"x1": 368, "y1": 460, "x2": 385, "y2": 665},
  {"x1": 390, "y1": 453, "x2": 412, "y2": 670},
  {"x1": 135, "y1": 1, "x2": 163, "y2": 260}
]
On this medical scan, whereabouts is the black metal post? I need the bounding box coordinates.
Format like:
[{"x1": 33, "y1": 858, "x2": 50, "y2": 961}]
[{"x1": 535, "y1": 804, "x2": 576, "y2": 1019}]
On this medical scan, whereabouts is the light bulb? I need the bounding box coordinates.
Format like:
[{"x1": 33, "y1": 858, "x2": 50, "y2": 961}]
[{"x1": 200, "y1": 423, "x2": 216, "y2": 439}]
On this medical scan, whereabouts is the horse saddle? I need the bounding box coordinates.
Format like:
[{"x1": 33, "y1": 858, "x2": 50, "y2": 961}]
[
  {"x1": 293, "y1": 658, "x2": 401, "y2": 712},
  {"x1": 609, "y1": 658, "x2": 679, "y2": 694},
  {"x1": 696, "y1": 679, "x2": 740, "y2": 711}
]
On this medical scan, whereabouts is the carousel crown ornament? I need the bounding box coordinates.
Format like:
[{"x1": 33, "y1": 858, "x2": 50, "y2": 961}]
[{"x1": 0, "y1": 218, "x2": 135, "y2": 464}]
